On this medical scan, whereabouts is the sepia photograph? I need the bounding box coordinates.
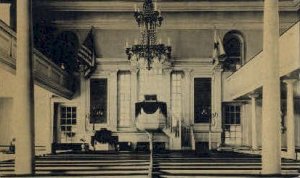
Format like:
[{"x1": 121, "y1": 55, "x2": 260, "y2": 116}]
[{"x1": 0, "y1": 0, "x2": 300, "y2": 177}]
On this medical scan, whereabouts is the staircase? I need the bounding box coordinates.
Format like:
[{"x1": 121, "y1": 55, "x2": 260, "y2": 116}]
[
  {"x1": 152, "y1": 151, "x2": 300, "y2": 177},
  {"x1": 0, "y1": 152, "x2": 150, "y2": 177},
  {"x1": 162, "y1": 120, "x2": 181, "y2": 150},
  {"x1": 163, "y1": 120, "x2": 195, "y2": 151},
  {"x1": 2, "y1": 151, "x2": 300, "y2": 177}
]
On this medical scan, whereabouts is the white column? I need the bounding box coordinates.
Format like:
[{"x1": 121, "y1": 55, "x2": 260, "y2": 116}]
[
  {"x1": 261, "y1": 0, "x2": 281, "y2": 174},
  {"x1": 15, "y1": 0, "x2": 35, "y2": 175},
  {"x1": 283, "y1": 79, "x2": 296, "y2": 159},
  {"x1": 109, "y1": 70, "x2": 118, "y2": 131},
  {"x1": 249, "y1": 94, "x2": 259, "y2": 150},
  {"x1": 131, "y1": 69, "x2": 138, "y2": 128},
  {"x1": 183, "y1": 69, "x2": 192, "y2": 124},
  {"x1": 163, "y1": 69, "x2": 172, "y2": 125},
  {"x1": 212, "y1": 66, "x2": 222, "y2": 132}
]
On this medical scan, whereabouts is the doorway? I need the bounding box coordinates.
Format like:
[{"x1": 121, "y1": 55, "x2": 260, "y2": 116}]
[
  {"x1": 222, "y1": 103, "x2": 242, "y2": 146},
  {"x1": 54, "y1": 104, "x2": 78, "y2": 144}
]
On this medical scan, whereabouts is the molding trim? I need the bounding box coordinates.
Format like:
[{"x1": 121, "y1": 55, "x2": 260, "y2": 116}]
[
  {"x1": 0, "y1": 55, "x2": 16, "y2": 70},
  {"x1": 33, "y1": 1, "x2": 299, "y2": 12},
  {"x1": 52, "y1": 19, "x2": 296, "y2": 30},
  {"x1": 34, "y1": 73, "x2": 74, "y2": 100},
  {"x1": 95, "y1": 57, "x2": 214, "y2": 73}
]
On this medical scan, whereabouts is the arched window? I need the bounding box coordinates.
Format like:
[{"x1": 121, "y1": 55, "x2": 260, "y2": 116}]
[{"x1": 223, "y1": 31, "x2": 245, "y2": 71}]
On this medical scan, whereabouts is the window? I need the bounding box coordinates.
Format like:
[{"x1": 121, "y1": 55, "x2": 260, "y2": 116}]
[
  {"x1": 194, "y1": 78, "x2": 211, "y2": 123},
  {"x1": 60, "y1": 106, "x2": 77, "y2": 143},
  {"x1": 223, "y1": 103, "x2": 241, "y2": 145},
  {"x1": 90, "y1": 79, "x2": 107, "y2": 123},
  {"x1": 171, "y1": 72, "x2": 183, "y2": 126},
  {"x1": 118, "y1": 72, "x2": 131, "y2": 127},
  {"x1": 223, "y1": 31, "x2": 245, "y2": 71},
  {"x1": 224, "y1": 105, "x2": 241, "y2": 125}
]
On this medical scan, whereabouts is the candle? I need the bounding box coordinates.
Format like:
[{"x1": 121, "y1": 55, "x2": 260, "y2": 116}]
[
  {"x1": 125, "y1": 41, "x2": 129, "y2": 48},
  {"x1": 154, "y1": 2, "x2": 157, "y2": 10}
]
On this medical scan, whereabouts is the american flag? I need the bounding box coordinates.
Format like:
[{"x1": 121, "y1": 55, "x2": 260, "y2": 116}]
[
  {"x1": 212, "y1": 28, "x2": 226, "y2": 64},
  {"x1": 78, "y1": 27, "x2": 96, "y2": 78}
]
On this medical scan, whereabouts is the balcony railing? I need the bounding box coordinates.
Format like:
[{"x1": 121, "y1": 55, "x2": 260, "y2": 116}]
[
  {"x1": 0, "y1": 20, "x2": 74, "y2": 99},
  {"x1": 224, "y1": 21, "x2": 300, "y2": 100}
]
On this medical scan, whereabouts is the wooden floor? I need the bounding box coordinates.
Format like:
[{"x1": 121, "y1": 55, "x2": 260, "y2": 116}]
[{"x1": 1, "y1": 151, "x2": 300, "y2": 177}]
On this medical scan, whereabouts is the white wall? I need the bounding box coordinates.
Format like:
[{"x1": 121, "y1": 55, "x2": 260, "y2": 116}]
[
  {"x1": 0, "y1": 68, "x2": 16, "y2": 98},
  {"x1": 0, "y1": 65, "x2": 56, "y2": 154},
  {"x1": 34, "y1": 85, "x2": 53, "y2": 154},
  {"x1": 0, "y1": 3, "x2": 11, "y2": 25},
  {"x1": 295, "y1": 98, "x2": 300, "y2": 147},
  {"x1": 0, "y1": 98, "x2": 13, "y2": 147}
]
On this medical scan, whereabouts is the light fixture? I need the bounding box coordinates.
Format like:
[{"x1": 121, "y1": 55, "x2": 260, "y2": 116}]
[{"x1": 126, "y1": 0, "x2": 172, "y2": 70}]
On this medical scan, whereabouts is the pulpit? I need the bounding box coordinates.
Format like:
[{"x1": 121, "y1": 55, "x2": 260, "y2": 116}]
[
  {"x1": 135, "y1": 95, "x2": 167, "y2": 132},
  {"x1": 134, "y1": 95, "x2": 167, "y2": 178}
]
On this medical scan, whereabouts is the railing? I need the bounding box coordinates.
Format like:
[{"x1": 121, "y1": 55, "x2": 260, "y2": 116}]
[
  {"x1": 226, "y1": 20, "x2": 300, "y2": 79},
  {"x1": 33, "y1": 49, "x2": 74, "y2": 98},
  {"x1": 190, "y1": 125, "x2": 196, "y2": 150},
  {"x1": 224, "y1": 21, "x2": 300, "y2": 100},
  {"x1": 181, "y1": 120, "x2": 192, "y2": 148},
  {"x1": 0, "y1": 20, "x2": 74, "y2": 99},
  {"x1": 0, "y1": 20, "x2": 16, "y2": 70}
]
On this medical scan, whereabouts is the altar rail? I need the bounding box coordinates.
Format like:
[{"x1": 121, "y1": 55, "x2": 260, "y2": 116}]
[
  {"x1": 0, "y1": 20, "x2": 74, "y2": 99},
  {"x1": 224, "y1": 21, "x2": 300, "y2": 100}
]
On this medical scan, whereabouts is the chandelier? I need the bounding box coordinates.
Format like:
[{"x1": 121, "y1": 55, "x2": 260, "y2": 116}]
[{"x1": 126, "y1": 0, "x2": 172, "y2": 70}]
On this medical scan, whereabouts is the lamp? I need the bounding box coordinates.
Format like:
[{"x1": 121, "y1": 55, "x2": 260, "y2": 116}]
[{"x1": 126, "y1": 0, "x2": 172, "y2": 70}]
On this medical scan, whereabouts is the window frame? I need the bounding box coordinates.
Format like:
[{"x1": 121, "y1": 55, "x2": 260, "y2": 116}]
[
  {"x1": 193, "y1": 77, "x2": 212, "y2": 124},
  {"x1": 58, "y1": 104, "x2": 79, "y2": 143},
  {"x1": 223, "y1": 30, "x2": 246, "y2": 71},
  {"x1": 171, "y1": 71, "x2": 183, "y2": 125},
  {"x1": 89, "y1": 78, "x2": 108, "y2": 124}
]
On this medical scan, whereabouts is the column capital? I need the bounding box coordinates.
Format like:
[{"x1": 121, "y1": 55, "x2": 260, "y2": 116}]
[
  {"x1": 212, "y1": 64, "x2": 223, "y2": 72},
  {"x1": 109, "y1": 69, "x2": 119, "y2": 76},
  {"x1": 130, "y1": 68, "x2": 139, "y2": 74},
  {"x1": 183, "y1": 68, "x2": 193, "y2": 77},
  {"x1": 163, "y1": 68, "x2": 172, "y2": 75},
  {"x1": 283, "y1": 79, "x2": 297, "y2": 85},
  {"x1": 248, "y1": 93, "x2": 260, "y2": 99}
]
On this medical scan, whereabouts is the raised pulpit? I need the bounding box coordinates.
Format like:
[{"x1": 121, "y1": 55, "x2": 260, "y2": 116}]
[{"x1": 135, "y1": 95, "x2": 167, "y2": 132}]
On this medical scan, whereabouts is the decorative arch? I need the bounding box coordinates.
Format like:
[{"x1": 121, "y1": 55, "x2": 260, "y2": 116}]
[
  {"x1": 51, "y1": 31, "x2": 80, "y2": 73},
  {"x1": 223, "y1": 30, "x2": 246, "y2": 71}
]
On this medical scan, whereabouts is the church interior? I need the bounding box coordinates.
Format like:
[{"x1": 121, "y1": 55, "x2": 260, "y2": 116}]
[{"x1": 0, "y1": 0, "x2": 300, "y2": 177}]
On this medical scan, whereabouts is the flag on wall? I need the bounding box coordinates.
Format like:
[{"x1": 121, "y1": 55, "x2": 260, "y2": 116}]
[
  {"x1": 78, "y1": 26, "x2": 96, "y2": 78},
  {"x1": 212, "y1": 28, "x2": 226, "y2": 64}
]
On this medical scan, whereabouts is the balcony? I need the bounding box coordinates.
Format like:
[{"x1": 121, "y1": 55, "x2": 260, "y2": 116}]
[
  {"x1": 224, "y1": 22, "x2": 300, "y2": 101},
  {"x1": 0, "y1": 20, "x2": 74, "y2": 99}
]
